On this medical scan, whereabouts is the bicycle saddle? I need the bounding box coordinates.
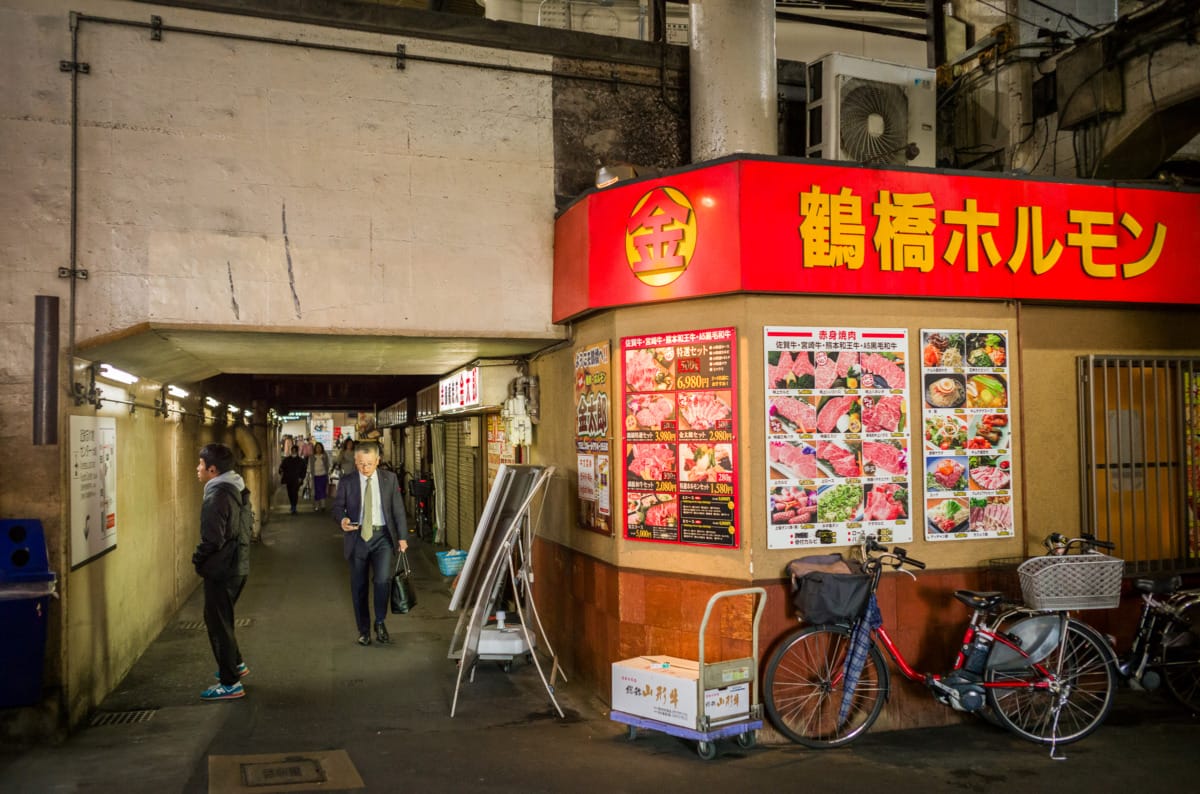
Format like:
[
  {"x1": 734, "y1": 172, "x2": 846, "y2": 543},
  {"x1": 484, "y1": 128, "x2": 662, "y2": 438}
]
[
  {"x1": 953, "y1": 590, "x2": 1006, "y2": 611},
  {"x1": 1133, "y1": 575, "x2": 1181, "y2": 594}
]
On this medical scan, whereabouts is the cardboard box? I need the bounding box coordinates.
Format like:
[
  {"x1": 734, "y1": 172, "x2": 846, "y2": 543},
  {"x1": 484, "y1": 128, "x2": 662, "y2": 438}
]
[{"x1": 612, "y1": 655, "x2": 750, "y2": 729}]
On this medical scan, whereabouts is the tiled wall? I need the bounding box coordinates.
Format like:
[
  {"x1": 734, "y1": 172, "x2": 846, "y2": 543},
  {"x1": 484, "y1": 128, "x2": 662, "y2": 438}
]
[{"x1": 532, "y1": 537, "x2": 1143, "y2": 737}]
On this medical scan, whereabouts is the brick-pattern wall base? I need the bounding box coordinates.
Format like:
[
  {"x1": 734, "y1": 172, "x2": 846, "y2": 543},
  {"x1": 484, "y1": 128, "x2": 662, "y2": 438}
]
[{"x1": 531, "y1": 537, "x2": 1140, "y2": 739}]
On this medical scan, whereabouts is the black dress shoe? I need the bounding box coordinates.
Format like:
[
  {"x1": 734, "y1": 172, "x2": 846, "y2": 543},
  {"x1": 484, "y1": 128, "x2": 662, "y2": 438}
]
[
  {"x1": 357, "y1": 633, "x2": 371, "y2": 646},
  {"x1": 375, "y1": 623, "x2": 391, "y2": 644}
]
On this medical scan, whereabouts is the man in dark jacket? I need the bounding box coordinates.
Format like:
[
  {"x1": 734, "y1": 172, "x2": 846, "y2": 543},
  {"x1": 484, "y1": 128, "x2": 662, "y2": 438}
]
[
  {"x1": 193, "y1": 443, "x2": 250, "y2": 701},
  {"x1": 279, "y1": 447, "x2": 307, "y2": 514},
  {"x1": 332, "y1": 441, "x2": 409, "y2": 646}
]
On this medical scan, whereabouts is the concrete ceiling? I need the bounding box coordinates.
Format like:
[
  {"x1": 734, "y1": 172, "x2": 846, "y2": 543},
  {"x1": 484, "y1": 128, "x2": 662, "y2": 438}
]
[{"x1": 76, "y1": 323, "x2": 566, "y2": 411}]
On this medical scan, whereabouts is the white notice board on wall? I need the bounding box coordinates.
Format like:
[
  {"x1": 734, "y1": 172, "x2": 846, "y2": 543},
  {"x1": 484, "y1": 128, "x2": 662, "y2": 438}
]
[{"x1": 70, "y1": 415, "x2": 117, "y2": 568}]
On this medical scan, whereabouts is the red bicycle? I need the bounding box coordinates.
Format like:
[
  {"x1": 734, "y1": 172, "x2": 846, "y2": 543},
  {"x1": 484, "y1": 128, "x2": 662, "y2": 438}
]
[{"x1": 764, "y1": 537, "x2": 1119, "y2": 753}]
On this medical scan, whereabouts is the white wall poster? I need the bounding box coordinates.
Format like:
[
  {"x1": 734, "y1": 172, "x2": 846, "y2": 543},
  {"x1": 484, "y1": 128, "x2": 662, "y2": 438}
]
[
  {"x1": 920, "y1": 330, "x2": 1015, "y2": 540},
  {"x1": 70, "y1": 415, "x2": 117, "y2": 567},
  {"x1": 765, "y1": 327, "x2": 912, "y2": 549}
]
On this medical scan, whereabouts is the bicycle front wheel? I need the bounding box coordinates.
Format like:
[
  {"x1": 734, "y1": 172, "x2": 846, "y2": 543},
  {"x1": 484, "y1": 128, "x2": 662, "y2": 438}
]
[
  {"x1": 1163, "y1": 648, "x2": 1200, "y2": 713},
  {"x1": 764, "y1": 624, "x2": 889, "y2": 748},
  {"x1": 985, "y1": 618, "x2": 1116, "y2": 745}
]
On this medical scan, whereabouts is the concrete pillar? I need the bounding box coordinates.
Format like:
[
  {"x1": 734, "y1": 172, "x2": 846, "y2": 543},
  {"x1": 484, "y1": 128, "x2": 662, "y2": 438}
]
[
  {"x1": 689, "y1": 0, "x2": 778, "y2": 161},
  {"x1": 235, "y1": 423, "x2": 265, "y2": 540},
  {"x1": 481, "y1": 0, "x2": 524, "y2": 23}
]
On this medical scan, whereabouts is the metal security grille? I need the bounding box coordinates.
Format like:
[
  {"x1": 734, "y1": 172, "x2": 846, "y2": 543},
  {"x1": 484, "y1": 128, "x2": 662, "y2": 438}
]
[
  {"x1": 89, "y1": 709, "x2": 156, "y2": 727},
  {"x1": 444, "y1": 420, "x2": 461, "y2": 548},
  {"x1": 1078, "y1": 356, "x2": 1200, "y2": 573}
]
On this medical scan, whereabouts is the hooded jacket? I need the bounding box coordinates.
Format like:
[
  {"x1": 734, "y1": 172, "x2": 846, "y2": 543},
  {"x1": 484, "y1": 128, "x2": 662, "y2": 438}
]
[{"x1": 193, "y1": 470, "x2": 250, "y2": 578}]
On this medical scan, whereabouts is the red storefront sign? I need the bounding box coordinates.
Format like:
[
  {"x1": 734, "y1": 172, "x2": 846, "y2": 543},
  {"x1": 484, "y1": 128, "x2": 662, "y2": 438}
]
[{"x1": 552, "y1": 157, "x2": 1200, "y2": 322}]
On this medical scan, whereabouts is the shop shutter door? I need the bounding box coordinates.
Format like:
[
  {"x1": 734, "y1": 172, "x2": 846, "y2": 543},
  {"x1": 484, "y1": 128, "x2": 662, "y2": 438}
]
[
  {"x1": 456, "y1": 417, "x2": 480, "y2": 550},
  {"x1": 444, "y1": 421, "x2": 462, "y2": 548}
]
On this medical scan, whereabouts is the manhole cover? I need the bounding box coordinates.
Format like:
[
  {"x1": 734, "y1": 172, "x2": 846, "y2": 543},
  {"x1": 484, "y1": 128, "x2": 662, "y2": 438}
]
[{"x1": 240, "y1": 757, "x2": 325, "y2": 787}]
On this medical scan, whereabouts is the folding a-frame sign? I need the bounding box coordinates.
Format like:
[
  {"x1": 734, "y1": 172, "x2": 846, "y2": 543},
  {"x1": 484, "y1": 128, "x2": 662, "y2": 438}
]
[{"x1": 447, "y1": 464, "x2": 563, "y2": 717}]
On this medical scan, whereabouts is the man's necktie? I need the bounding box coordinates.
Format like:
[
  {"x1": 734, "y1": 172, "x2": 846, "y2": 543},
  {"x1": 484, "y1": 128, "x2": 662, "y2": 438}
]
[{"x1": 361, "y1": 476, "x2": 374, "y2": 542}]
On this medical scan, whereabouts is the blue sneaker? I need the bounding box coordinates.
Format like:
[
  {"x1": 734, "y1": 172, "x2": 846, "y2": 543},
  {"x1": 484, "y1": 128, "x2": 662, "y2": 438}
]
[
  {"x1": 213, "y1": 662, "x2": 249, "y2": 680},
  {"x1": 200, "y1": 682, "x2": 245, "y2": 701}
]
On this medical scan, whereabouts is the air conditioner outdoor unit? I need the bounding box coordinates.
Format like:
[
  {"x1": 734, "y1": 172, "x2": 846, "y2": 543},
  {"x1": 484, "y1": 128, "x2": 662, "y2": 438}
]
[{"x1": 806, "y1": 52, "x2": 936, "y2": 168}]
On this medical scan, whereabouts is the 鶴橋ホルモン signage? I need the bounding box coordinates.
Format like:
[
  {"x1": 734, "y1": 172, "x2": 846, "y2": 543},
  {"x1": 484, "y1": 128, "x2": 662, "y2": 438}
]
[{"x1": 552, "y1": 157, "x2": 1200, "y2": 321}]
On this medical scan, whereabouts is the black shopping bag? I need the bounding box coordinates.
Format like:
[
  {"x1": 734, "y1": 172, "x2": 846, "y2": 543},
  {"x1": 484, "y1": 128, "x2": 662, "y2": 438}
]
[{"x1": 390, "y1": 551, "x2": 417, "y2": 614}]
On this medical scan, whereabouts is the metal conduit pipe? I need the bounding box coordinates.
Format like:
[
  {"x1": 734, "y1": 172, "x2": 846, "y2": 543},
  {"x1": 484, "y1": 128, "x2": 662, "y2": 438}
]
[{"x1": 71, "y1": 13, "x2": 686, "y2": 94}]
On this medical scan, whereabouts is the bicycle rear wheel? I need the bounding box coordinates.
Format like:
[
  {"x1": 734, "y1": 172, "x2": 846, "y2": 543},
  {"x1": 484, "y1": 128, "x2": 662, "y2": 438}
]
[
  {"x1": 764, "y1": 624, "x2": 889, "y2": 748},
  {"x1": 985, "y1": 618, "x2": 1116, "y2": 745}
]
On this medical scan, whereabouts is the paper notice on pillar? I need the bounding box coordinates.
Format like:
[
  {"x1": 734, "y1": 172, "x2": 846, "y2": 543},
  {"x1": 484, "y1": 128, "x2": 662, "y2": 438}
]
[
  {"x1": 577, "y1": 453, "x2": 596, "y2": 501},
  {"x1": 765, "y1": 327, "x2": 912, "y2": 549},
  {"x1": 596, "y1": 454, "x2": 611, "y2": 517},
  {"x1": 70, "y1": 415, "x2": 118, "y2": 568}
]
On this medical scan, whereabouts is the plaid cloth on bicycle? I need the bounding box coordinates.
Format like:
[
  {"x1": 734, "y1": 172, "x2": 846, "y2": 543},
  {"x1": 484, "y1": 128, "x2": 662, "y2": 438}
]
[{"x1": 839, "y1": 594, "x2": 882, "y2": 726}]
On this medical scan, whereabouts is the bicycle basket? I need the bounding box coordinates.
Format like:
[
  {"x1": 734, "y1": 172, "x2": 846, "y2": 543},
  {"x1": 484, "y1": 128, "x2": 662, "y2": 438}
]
[
  {"x1": 1017, "y1": 553, "x2": 1124, "y2": 610},
  {"x1": 794, "y1": 570, "x2": 871, "y2": 624}
]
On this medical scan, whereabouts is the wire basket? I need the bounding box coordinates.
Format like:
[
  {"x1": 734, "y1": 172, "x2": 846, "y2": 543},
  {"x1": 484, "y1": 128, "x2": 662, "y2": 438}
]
[
  {"x1": 436, "y1": 549, "x2": 467, "y2": 577},
  {"x1": 984, "y1": 556, "x2": 1026, "y2": 602},
  {"x1": 1017, "y1": 553, "x2": 1124, "y2": 610}
]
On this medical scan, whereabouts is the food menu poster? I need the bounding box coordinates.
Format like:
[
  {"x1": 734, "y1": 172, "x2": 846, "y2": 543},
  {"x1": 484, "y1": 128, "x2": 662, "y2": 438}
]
[
  {"x1": 622, "y1": 327, "x2": 738, "y2": 548},
  {"x1": 575, "y1": 341, "x2": 613, "y2": 535},
  {"x1": 920, "y1": 330, "x2": 1015, "y2": 541},
  {"x1": 1185, "y1": 373, "x2": 1199, "y2": 558},
  {"x1": 765, "y1": 327, "x2": 912, "y2": 549}
]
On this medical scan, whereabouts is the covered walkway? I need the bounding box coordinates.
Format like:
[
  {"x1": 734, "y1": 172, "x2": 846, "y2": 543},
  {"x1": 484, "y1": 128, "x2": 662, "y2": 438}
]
[{"x1": 2, "y1": 489, "x2": 1199, "y2": 792}]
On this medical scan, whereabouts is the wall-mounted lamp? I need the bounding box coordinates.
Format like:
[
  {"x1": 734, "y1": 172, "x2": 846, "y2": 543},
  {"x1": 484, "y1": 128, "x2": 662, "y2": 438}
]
[
  {"x1": 243, "y1": 409, "x2": 253, "y2": 418},
  {"x1": 205, "y1": 396, "x2": 221, "y2": 408},
  {"x1": 227, "y1": 404, "x2": 239, "y2": 414},
  {"x1": 73, "y1": 364, "x2": 102, "y2": 408},
  {"x1": 595, "y1": 162, "x2": 661, "y2": 189},
  {"x1": 167, "y1": 385, "x2": 189, "y2": 398},
  {"x1": 98, "y1": 363, "x2": 139, "y2": 384}
]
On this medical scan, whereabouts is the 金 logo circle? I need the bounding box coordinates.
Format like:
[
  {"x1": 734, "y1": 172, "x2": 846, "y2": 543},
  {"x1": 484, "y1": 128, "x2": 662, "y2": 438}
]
[{"x1": 625, "y1": 187, "x2": 696, "y2": 287}]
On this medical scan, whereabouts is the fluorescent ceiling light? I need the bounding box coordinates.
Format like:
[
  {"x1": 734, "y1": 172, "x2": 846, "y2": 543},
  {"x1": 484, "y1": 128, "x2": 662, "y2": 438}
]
[
  {"x1": 167, "y1": 385, "x2": 189, "y2": 398},
  {"x1": 98, "y1": 363, "x2": 138, "y2": 384}
]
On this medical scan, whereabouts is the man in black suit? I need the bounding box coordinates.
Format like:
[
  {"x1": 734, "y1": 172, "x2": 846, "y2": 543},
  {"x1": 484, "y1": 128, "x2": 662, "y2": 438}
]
[{"x1": 331, "y1": 441, "x2": 410, "y2": 646}]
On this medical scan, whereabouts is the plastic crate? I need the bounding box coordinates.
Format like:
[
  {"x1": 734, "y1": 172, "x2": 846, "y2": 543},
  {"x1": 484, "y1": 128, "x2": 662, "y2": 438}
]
[
  {"x1": 436, "y1": 549, "x2": 467, "y2": 577},
  {"x1": 1018, "y1": 553, "x2": 1124, "y2": 610}
]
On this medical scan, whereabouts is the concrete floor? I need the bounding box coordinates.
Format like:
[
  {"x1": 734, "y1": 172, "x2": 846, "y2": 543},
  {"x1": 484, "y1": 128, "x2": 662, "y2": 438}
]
[{"x1": 2, "y1": 494, "x2": 1200, "y2": 793}]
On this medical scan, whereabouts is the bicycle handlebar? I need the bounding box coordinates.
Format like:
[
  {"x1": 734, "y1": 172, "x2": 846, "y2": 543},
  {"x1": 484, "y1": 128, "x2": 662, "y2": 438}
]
[
  {"x1": 862, "y1": 537, "x2": 926, "y2": 570},
  {"x1": 1043, "y1": 532, "x2": 1115, "y2": 554}
]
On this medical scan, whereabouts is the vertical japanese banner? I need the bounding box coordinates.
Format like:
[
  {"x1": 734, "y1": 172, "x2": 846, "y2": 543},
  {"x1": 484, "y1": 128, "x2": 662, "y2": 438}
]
[
  {"x1": 486, "y1": 413, "x2": 517, "y2": 493},
  {"x1": 623, "y1": 328, "x2": 738, "y2": 547},
  {"x1": 575, "y1": 342, "x2": 613, "y2": 535},
  {"x1": 766, "y1": 327, "x2": 911, "y2": 548},
  {"x1": 70, "y1": 415, "x2": 117, "y2": 568},
  {"x1": 920, "y1": 330, "x2": 1015, "y2": 540}
]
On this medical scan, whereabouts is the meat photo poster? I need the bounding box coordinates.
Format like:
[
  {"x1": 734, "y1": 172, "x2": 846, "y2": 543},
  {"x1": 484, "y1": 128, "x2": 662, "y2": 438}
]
[
  {"x1": 765, "y1": 327, "x2": 912, "y2": 549},
  {"x1": 622, "y1": 327, "x2": 738, "y2": 547},
  {"x1": 920, "y1": 329, "x2": 1015, "y2": 541}
]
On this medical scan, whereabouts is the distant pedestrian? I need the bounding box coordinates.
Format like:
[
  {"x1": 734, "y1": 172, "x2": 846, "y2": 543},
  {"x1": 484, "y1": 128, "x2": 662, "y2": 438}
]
[
  {"x1": 192, "y1": 443, "x2": 251, "y2": 701},
  {"x1": 299, "y1": 436, "x2": 314, "y2": 459},
  {"x1": 308, "y1": 442, "x2": 332, "y2": 511},
  {"x1": 279, "y1": 447, "x2": 307, "y2": 514}
]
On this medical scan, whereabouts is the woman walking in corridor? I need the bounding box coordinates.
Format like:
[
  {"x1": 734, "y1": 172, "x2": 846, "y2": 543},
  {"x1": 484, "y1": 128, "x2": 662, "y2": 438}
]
[{"x1": 308, "y1": 441, "x2": 332, "y2": 511}]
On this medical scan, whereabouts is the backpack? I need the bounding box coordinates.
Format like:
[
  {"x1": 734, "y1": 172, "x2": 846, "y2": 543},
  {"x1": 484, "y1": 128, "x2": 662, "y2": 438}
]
[{"x1": 218, "y1": 483, "x2": 254, "y2": 576}]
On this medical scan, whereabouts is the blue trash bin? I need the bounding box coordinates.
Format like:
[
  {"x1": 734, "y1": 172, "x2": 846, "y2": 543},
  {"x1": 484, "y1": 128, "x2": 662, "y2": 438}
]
[{"x1": 0, "y1": 519, "x2": 56, "y2": 709}]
